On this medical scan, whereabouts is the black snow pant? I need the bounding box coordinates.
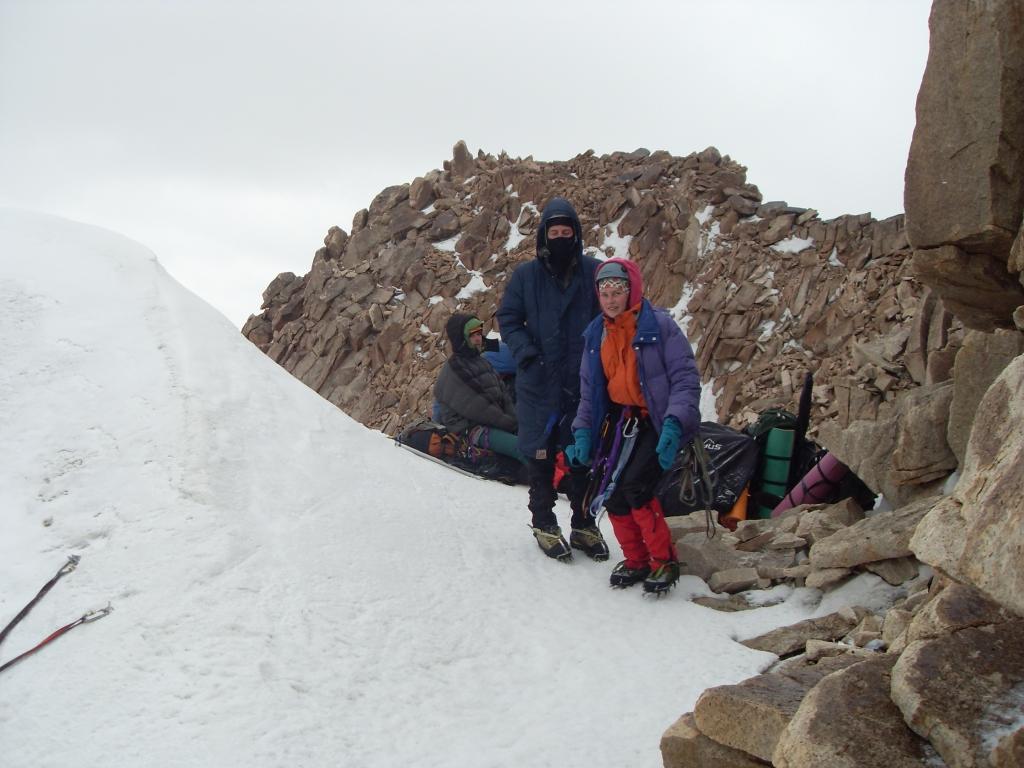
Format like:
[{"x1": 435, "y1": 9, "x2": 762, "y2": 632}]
[
  {"x1": 602, "y1": 415, "x2": 662, "y2": 516},
  {"x1": 527, "y1": 449, "x2": 589, "y2": 530}
]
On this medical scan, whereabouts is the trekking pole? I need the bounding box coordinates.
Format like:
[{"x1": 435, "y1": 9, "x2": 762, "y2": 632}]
[
  {"x1": 0, "y1": 555, "x2": 80, "y2": 647},
  {"x1": 0, "y1": 605, "x2": 113, "y2": 675}
]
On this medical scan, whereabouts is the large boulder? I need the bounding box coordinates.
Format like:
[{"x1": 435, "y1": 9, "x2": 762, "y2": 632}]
[
  {"x1": 660, "y1": 713, "x2": 769, "y2": 768},
  {"x1": 449, "y1": 140, "x2": 475, "y2": 179},
  {"x1": 946, "y1": 329, "x2": 1024, "y2": 464},
  {"x1": 809, "y1": 495, "x2": 936, "y2": 570},
  {"x1": 817, "y1": 386, "x2": 953, "y2": 506},
  {"x1": 891, "y1": 620, "x2": 1024, "y2": 768},
  {"x1": 773, "y1": 656, "x2": 936, "y2": 768},
  {"x1": 905, "y1": 581, "x2": 1014, "y2": 644},
  {"x1": 911, "y1": 355, "x2": 1024, "y2": 615},
  {"x1": 905, "y1": 0, "x2": 1024, "y2": 253},
  {"x1": 890, "y1": 381, "x2": 957, "y2": 486},
  {"x1": 905, "y1": 0, "x2": 1024, "y2": 330},
  {"x1": 693, "y1": 674, "x2": 808, "y2": 762},
  {"x1": 912, "y1": 245, "x2": 1024, "y2": 332}
]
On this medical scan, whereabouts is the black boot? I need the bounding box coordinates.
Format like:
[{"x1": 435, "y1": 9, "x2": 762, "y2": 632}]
[
  {"x1": 570, "y1": 527, "x2": 610, "y2": 561},
  {"x1": 531, "y1": 525, "x2": 572, "y2": 561},
  {"x1": 643, "y1": 561, "x2": 680, "y2": 595},
  {"x1": 609, "y1": 560, "x2": 651, "y2": 588}
]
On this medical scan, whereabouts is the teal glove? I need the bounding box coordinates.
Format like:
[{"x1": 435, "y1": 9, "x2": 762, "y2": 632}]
[
  {"x1": 656, "y1": 416, "x2": 683, "y2": 470},
  {"x1": 564, "y1": 429, "x2": 592, "y2": 468}
]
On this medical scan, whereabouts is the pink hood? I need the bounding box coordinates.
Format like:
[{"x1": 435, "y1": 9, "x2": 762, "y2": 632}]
[{"x1": 595, "y1": 257, "x2": 644, "y2": 308}]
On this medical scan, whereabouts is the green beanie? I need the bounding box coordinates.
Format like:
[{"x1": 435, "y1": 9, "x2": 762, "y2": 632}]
[{"x1": 463, "y1": 317, "x2": 484, "y2": 344}]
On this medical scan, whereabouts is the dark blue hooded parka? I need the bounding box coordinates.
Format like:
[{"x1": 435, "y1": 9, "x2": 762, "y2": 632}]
[{"x1": 496, "y1": 198, "x2": 601, "y2": 459}]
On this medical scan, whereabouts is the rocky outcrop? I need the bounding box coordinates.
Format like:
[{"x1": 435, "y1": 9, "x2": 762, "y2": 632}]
[
  {"x1": 244, "y1": 140, "x2": 947, "y2": 437},
  {"x1": 808, "y1": 495, "x2": 934, "y2": 570},
  {"x1": 892, "y1": 620, "x2": 1024, "y2": 768},
  {"x1": 661, "y1": 713, "x2": 770, "y2": 768},
  {"x1": 693, "y1": 674, "x2": 809, "y2": 762},
  {"x1": 911, "y1": 354, "x2": 1024, "y2": 616},
  {"x1": 773, "y1": 656, "x2": 938, "y2": 768},
  {"x1": 904, "y1": 0, "x2": 1024, "y2": 330},
  {"x1": 663, "y1": 353, "x2": 1024, "y2": 768},
  {"x1": 659, "y1": 2, "x2": 1024, "y2": 765},
  {"x1": 946, "y1": 329, "x2": 1024, "y2": 464}
]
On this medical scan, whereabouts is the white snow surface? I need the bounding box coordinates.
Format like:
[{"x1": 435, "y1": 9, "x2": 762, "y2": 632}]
[
  {"x1": 770, "y1": 236, "x2": 815, "y2": 254},
  {"x1": 1, "y1": 209, "x2": 850, "y2": 767},
  {"x1": 600, "y1": 211, "x2": 632, "y2": 260}
]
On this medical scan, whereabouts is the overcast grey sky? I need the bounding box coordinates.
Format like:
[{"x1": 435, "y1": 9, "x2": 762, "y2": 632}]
[{"x1": 1, "y1": 0, "x2": 932, "y2": 326}]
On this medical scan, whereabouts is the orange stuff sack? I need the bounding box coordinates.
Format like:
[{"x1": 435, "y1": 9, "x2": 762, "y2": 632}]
[{"x1": 719, "y1": 485, "x2": 749, "y2": 531}]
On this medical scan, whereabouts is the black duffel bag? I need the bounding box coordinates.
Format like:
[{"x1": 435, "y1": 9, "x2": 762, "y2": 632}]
[{"x1": 656, "y1": 421, "x2": 760, "y2": 517}]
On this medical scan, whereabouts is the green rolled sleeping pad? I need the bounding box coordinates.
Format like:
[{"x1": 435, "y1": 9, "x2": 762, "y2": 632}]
[{"x1": 755, "y1": 427, "x2": 794, "y2": 518}]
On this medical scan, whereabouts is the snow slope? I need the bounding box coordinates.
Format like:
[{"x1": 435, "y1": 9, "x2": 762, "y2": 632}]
[{"x1": 0, "y1": 209, "x2": 886, "y2": 767}]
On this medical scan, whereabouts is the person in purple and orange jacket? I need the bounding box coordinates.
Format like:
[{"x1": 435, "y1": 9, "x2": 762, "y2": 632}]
[{"x1": 565, "y1": 258, "x2": 701, "y2": 594}]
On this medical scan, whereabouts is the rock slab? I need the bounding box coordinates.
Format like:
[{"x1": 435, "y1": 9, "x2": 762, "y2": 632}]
[
  {"x1": 773, "y1": 656, "x2": 938, "y2": 768},
  {"x1": 892, "y1": 620, "x2": 1024, "y2": 768}
]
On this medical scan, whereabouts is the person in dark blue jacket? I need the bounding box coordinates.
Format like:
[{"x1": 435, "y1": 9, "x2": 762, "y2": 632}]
[{"x1": 496, "y1": 197, "x2": 609, "y2": 562}]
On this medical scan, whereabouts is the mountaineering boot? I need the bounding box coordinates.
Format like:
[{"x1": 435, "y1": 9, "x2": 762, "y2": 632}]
[
  {"x1": 643, "y1": 560, "x2": 680, "y2": 595},
  {"x1": 569, "y1": 526, "x2": 610, "y2": 561},
  {"x1": 531, "y1": 526, "x2": 572, "y2": 561},
  {"x1": 609, "y1": 560, "x2": 650, "y2": 588}
]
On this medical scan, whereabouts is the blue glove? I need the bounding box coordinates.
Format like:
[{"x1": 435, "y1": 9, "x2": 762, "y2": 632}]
[
  {"x1": 564, "y1": 429, "x2": 592, "y2": 468},
  {"x1": 656, "y1": 416, "x2": 683, "y2": 470}
]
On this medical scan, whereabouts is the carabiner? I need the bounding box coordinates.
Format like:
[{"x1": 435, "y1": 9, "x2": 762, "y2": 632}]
[{"x1": 80, "y1": 604, "x2": 114, "y2": 623}]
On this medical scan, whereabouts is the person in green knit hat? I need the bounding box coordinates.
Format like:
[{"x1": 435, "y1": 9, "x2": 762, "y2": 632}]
[{"x1": 434, "y1": 313, "x2": 523, "y2": 463}]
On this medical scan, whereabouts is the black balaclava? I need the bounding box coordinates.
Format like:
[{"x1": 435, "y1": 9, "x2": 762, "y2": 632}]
[{"x1": 543, "y1": 216, "x2": 577, "y2": 277}]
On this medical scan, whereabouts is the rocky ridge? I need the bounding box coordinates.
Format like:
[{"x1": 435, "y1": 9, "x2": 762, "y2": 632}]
[{"x1": 243, "y1": 142, "x2": 956, "y2": 464}]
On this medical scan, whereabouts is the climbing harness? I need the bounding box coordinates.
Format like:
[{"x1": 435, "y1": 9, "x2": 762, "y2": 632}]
[
  {"x1": 677, "y1": 435, "x2": 718, "y2": 538},
  {"x1": 0, "y1": 555, "x2": 113, "y2": 675},
  {"x1": 585, "y1": 408, "x2": 641, "y2": 523}
]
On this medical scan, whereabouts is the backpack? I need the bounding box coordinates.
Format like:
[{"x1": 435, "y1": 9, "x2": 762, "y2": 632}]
[
  {"x1": 395, "y1": 419, "x2": 525, "y2": 485},
  {"x1": 744, "y1": 409, "x2": 802, "y2": 516},
  {"x1": 744, "y1": 408, "x2": 876, "y2": 515},
  {"x1": 396, "y1": 419, "x2": 461, "y2": 460}
]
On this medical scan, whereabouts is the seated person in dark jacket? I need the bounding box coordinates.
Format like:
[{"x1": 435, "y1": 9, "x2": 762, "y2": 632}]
[{"x1": 434, "y1": 314, "x2": 523, "y2": 462}]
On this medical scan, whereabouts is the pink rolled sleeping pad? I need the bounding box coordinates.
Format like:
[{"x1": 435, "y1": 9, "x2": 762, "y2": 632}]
[{"x1": 771, "y1": 452, "x2": 849, "y2": 517}]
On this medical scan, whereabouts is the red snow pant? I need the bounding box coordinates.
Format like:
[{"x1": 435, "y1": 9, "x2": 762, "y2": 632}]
[{"x1": 604, "y1": 416, "x2": 677, "y2": 569}]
